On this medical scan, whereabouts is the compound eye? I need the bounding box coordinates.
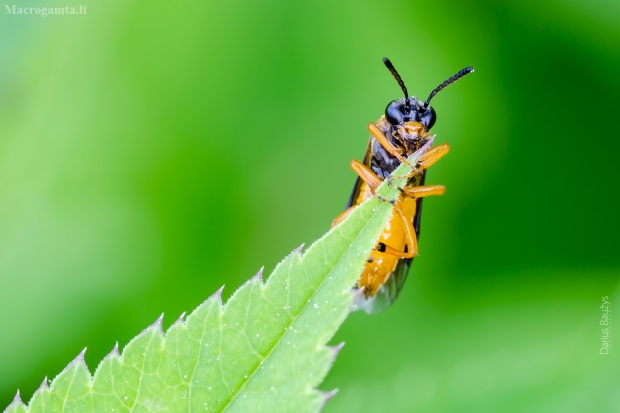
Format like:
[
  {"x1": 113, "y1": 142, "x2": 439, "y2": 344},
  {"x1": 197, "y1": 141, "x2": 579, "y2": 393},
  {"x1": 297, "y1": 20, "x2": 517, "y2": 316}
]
[
  {"x1": 419, "y1": 106, "x2": 437, "y2": 129},
  {"x1": 385, "y1": 100, "x2": 411, "y2": 126}
]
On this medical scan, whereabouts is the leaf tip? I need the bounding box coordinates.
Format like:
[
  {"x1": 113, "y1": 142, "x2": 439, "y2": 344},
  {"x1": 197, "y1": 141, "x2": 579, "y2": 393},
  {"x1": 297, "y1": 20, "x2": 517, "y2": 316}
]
[
  {"x1": 319, "y1": 388, "x2": 339, "y2": 410},
  {"x1": 3, "y1": 390, "x2": 25, "y2": 413},
  {"x1": 105, "y1": 342, "x2": 120, "y2": 359},
  {"x1": 251, "y1": 267, "x2": 264, "y2": 283},
  {"x1": 206, "y1": 285, "x2": 224, "y2": 305},
  {"x1": 75, "y1": 347, "x2": 88, "y2": 366},
  {"x1": 293, "y1": 243, "x2": 305, "y2": 254},
  {"x1": 96, "y1": 342, "x2": 120, "y2": 374},
  {"x1": 52, "y1": 348, "x2": 89, "y2": 387},
  {"x1": 38, "y1": 376, "x2": 49, "y2": 391},
  {"x1": 8, "y1": 390, "x2": 24, "y2": 408},
  {"x1": 28, "y1": 376, "x2": 49, "y2": 404},
  {"x1": 412, "y1": 135, "x2": 434, "y2": 160},
  {"x1": 328, "y1": 342, "x2": 345, "y2": 361},
  {"x1": 147, "y1": 314, "x2": 165, "y2": 334},
  {"x1": 173, "y1": 311, "x2": 187, "y2": 327}
]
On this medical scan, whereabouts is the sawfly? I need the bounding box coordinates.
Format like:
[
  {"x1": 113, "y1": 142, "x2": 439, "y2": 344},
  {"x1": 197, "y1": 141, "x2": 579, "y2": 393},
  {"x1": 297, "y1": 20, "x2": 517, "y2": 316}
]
[{"x1": 332, "y1": 58, "x2": 473, "y2": 313}]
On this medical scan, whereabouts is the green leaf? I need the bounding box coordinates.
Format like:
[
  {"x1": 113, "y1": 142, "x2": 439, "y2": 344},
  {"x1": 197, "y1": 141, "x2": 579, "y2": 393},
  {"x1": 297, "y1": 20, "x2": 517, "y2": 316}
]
[{"x1": 4, "y1": 144, "x2": 426, "y2": 413}]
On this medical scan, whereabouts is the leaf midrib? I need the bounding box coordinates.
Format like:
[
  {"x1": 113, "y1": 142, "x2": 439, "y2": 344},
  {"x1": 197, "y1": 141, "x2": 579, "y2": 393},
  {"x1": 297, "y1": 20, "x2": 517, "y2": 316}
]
[{"x1": 217, "y1": 200, "x2": 389, "y2": 412}]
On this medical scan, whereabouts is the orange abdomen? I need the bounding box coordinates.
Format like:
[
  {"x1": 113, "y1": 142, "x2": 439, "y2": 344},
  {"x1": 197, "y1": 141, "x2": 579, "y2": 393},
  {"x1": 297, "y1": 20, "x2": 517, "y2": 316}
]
[{"x1": 355, "y1": 186, "x2": 418, "y2": 297}]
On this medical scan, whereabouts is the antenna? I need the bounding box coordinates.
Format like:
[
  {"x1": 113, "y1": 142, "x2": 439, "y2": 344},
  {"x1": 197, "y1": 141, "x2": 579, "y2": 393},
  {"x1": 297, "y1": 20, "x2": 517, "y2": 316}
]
[
  {"x1": 383, "y1": 57, "x2": 410, "y2": 113},
  {"x1": 424, "y1": 67, "x2": 474, "y2": 108}
]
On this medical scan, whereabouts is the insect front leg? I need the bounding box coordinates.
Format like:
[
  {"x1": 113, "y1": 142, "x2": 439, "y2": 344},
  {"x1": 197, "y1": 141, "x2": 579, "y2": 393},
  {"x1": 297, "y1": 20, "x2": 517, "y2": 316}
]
[
  {"x1": 389, "y1": 143, "x2": 451, "y2": 180},
  {"x1": 419, "y1": 143, "x2": 450, "y2": 169},
  {"x1": 367, "y1": 122, "x2": 418, "y2": 172}
]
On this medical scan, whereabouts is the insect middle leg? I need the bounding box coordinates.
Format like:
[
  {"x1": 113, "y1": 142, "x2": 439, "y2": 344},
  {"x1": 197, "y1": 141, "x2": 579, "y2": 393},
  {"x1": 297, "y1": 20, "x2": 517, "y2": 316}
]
[
  {"x1": 344, "y1": 159, "x2": 445, "y2": 258},
  {"x1": 350, "y1": 159, "x2": 445, "y2": 202}
]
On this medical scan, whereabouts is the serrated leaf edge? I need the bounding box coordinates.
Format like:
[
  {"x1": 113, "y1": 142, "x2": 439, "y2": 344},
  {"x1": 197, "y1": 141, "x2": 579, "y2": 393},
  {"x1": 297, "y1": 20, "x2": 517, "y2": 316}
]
[
  {"x1": 8, "y1": 148, "x2": 420, "y2": 412},
  {"x1": 5, "y1": 390, "x2": 25, "y2": 411}
]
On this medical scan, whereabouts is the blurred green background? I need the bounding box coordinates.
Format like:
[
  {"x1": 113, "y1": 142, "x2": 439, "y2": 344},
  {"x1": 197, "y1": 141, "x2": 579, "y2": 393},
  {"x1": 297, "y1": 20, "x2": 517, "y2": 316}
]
[{"x1": 1, "y1": 0, "x2": 619, "y2": 411}]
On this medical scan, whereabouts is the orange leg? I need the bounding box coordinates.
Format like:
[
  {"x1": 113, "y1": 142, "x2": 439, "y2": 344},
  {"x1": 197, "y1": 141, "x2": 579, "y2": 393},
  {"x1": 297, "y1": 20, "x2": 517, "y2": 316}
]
[
  {"x1": 332, "y1": 160, "x2": 386, "y2": 229},
  {"x1": 389, "y1": 143, "x2": 451, "y2": 180},
  {"x1": 350, "y1": 159, "x2": 396, "y2": 205},
  {"x1": 350, "y1": 158, "x2": 446, "y2": 204},
  {"x1": 340, "y1": 157, "x2": 445, "y2": 259},
  {"x1": 386, "y1": 186, "x2": 445, "y2": 258},
  {"x1": 331, "y1": 205, "x2": 356, "y2": 228},
  {"x1": 401, "y1": 184, "x2": 445, "y2": 198},
  {"x1": 419, "y1": 143, "x2": 450, "y2": 170},
  {"x1": 395, "y1": 206, "x2": 418, "y2": 257},
  {"x1": 375, "y1": 186, "x2": 446, "y2": 258},
  {"x1": 368, "y1": 122, "x2": 417, "y2": 171},
  {"x1": 377, "y1": 236, "x2": 415, "y2": 259},
  {"x1": 350, "y1": 159, "x2": 382, "y2": 189}
]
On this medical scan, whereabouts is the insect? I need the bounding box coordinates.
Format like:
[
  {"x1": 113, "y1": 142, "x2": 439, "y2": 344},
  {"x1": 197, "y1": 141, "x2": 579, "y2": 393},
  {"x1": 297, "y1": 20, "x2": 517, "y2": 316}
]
[{"x1": 332, "y1": 58, "x2": 473, "y2": 313}]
